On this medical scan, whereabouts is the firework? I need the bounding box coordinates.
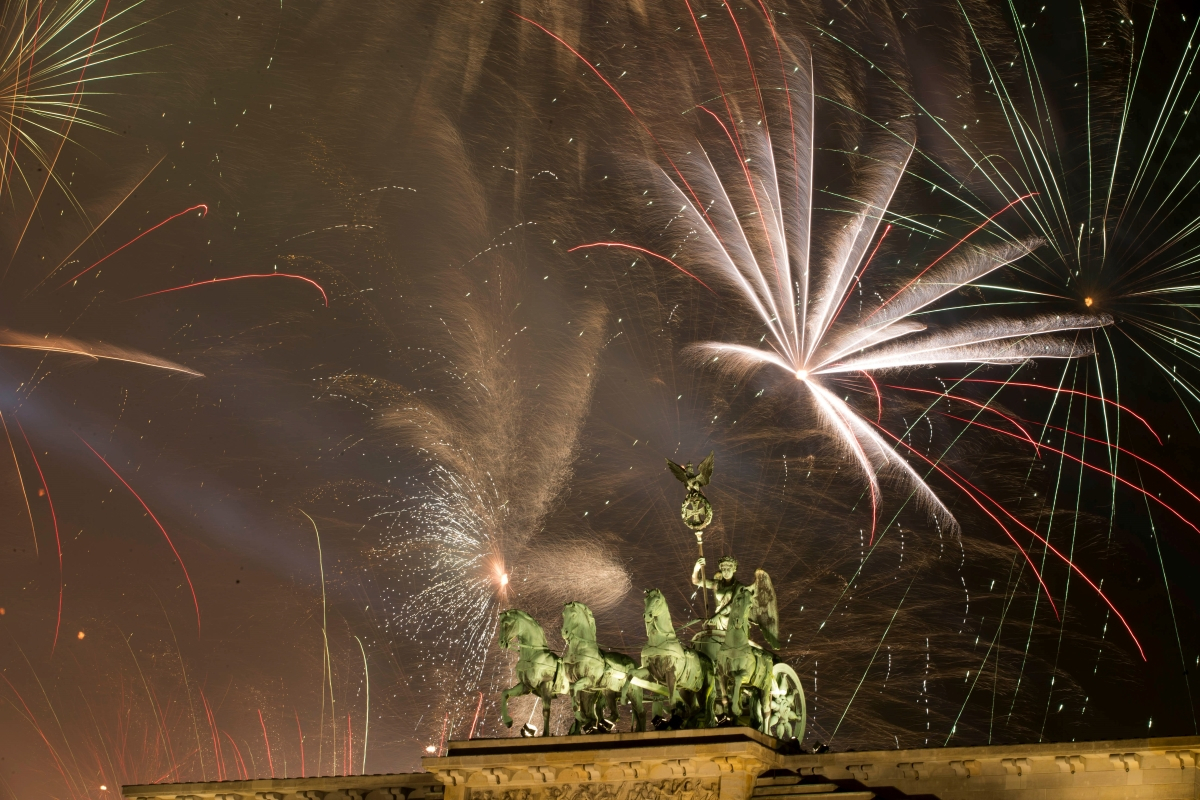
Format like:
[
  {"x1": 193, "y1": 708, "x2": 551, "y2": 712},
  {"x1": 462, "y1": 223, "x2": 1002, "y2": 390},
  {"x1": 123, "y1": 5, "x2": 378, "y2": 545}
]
[
  {"x1": 304, "y1": 106, "x2": 631, "y2": 740},
  {"x1": 0, "y1": 0, "x2": 144, "y2": 198},
  {"x1": 800, "y1": 0, "x2": 1200, "y2": 735},
  {"x1": 549, "y1": 10, "x2": 1109, "y2": 538},
  {"x1": 518, "y1": 0, "x2": 1182, "y2": 746},
  {"x1": 11, "y1": 4, "x2": 1200, "y2": 791}
]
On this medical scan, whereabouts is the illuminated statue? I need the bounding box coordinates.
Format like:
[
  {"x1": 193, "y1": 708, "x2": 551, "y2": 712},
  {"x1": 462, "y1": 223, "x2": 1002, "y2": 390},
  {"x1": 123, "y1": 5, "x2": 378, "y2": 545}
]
[
  {"x1": 666, "y1": 451, "x2": 714, "y2": 531},
  {"x1": 497, "y1": 449, "x2": 804, "y2": 740},
  {"x1": 691, "y1": 555, "x2": 779, "y2": 657}
]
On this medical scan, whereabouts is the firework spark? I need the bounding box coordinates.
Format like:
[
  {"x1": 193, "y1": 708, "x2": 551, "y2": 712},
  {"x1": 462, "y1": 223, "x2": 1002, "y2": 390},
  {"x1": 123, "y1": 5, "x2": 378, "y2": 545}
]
[{"x1": 552, "y1": 20, "x2": 1110, "y2": 533}]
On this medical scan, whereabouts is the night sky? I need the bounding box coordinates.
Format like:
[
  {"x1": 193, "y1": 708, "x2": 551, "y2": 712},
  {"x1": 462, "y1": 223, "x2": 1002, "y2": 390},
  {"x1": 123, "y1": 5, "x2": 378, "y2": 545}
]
[{"x1": 1, "y1": 0, "x2": 1199, "y2": 796}]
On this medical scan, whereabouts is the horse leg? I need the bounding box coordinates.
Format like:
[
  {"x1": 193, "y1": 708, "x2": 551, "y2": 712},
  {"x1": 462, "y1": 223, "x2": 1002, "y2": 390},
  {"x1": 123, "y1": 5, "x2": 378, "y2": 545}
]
[
  {"x1": 605, "y1": 689, "x2": 619, "y2": 728},
  {"x1": 538, "y1": 683, "x2": 554, "y2": 737},
  {"x1": 666, "y1": 669, "x2": 680, "y2": 715},
  {"x1": 630, "y1": 685, "x2": 646, "y2": 732},
  {"x1": 676, "y1": 688, "x2": 693, "y2": 728},
  {"x1": 688, "y1": 689, "x2": 704, "y2": 729},
  {"x1": 499, "y1": 682, "x2": 528, "y2": 728},
  {"x1": 590, "y1": 691, "x2": 606, "y2": 733},
  {"x1": 714, "y1": 667, "x2": 729, "y2": 720},
  {"x1": 652, "y1": 696, "x2": 665, "y2": 721},
  {"x1": 731, "y1": 672, "x2": 745, "y2": 719},
  {"x1": 569, "y1": 679, "x2": 590, "y2": 735},
  {"x1": 603, "y1": 691, "x2": 618, "y2": 731},
  {"x1": 596, "y1": 691, "x2": 610, "y2": 732}
]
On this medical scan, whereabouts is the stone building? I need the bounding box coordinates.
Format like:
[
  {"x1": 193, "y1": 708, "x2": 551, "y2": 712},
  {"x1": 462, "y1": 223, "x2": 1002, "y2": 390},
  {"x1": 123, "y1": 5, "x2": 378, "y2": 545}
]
[{"x1": 123, "y1": 727, "x2": 1200, "y2": 800}]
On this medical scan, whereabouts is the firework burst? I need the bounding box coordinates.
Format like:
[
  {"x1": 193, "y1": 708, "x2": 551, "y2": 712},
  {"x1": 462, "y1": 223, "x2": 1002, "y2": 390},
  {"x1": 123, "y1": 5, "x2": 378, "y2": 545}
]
[
  {"x1": 306, "y1": 109, "x2": 631, "y2": 736},
  {"x1": 550, "y1": 10, "x2": 1110, "y2": 538}
]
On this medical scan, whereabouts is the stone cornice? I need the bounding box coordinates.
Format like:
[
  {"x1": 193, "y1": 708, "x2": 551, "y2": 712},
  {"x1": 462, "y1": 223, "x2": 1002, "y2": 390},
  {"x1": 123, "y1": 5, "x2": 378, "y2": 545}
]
[
  {"x1": 783, "y1": 734, "x2": 1200, "y2": 798},
  {"x1": 121, "y1": 771, "x2": 442, "y2": 800},
  {"x1": 121, "y1": 732, "x2": 1200, "y2": 800}
]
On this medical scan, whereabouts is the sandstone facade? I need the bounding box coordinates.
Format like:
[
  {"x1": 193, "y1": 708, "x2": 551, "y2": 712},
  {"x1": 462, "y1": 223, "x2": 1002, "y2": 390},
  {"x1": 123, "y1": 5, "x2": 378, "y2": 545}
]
[{"x1": 122, "y1": 728, "x2": 1200, "y2": 800}]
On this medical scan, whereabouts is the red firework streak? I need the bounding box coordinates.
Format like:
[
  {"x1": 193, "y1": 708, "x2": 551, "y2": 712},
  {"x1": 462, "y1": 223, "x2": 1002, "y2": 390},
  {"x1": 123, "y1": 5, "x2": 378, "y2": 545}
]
[
  {"x1": 871, "y1": 419, "x2": 1063, "y2": 618},
  {"x1": 517, "y1": 6, "x2": 807, "y2": 299},
  {"x1": 887, "y1": 385, "x2": 1041, "y2": 454},
  {"x1": 128, "y1": 272, "x2": 329, "y2": 307},
  {"x1": 468, "y1": 691, "x2": 484, "y2": 740},
  {"x1": 693, "y1": 102, "x2": 783, "y2": 287},
  {"x1": 895, "y1": 423, "x2": 1146, "y2": 660},
  {"x1": 223, "y1": 731, "x2": 249, "y2": 780},
  {"x1": 567, "y1": 244, "x2": 713, "y2": 293},
  {"x1": 510, "y1": 12, "x2": 720, "y2": 235},
  {"x1": 76, "y1": 435, "x2": 201, "y2": 635},
  {"x1": 871, "y1": 419, "x2": 1147, "y2": 659},
  {"x1": 0, "y1": 671, "x2": 77, "y2": 791},
  {"x1": 861, "y1": 372, "x2": 884, "y2": 424},
  {"x1": 60, "y1": 203, "x2": 209, "y2": 288},
  {"x1": 258, "y1": 708, "x2": 275, "y2": 778},
  {"x1": 953, "y1": 378, "x2": 1162, "y2": 443},
  {"x1": 942, "y1": 413, "x2": 1200, "y2": 538},
  {"x1": 683, "y1": 0, "x2": 808, "y2": 289},
  {"x1": 1016, "y1": 417, "x2": 1200, "y2": 506},
  {"x1": 199, "y1": 689, "x2": 223, "y2": 781},
  {"x1": 681, "y1": 0, "x2": 774, "y2": 266},
  {"x1": 16, "y1": 419, "x2": 62, "y2": 654}
]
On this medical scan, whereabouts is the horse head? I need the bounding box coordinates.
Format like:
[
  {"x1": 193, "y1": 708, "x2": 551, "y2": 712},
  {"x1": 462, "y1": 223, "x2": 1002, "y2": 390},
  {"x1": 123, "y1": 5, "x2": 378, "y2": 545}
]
[
  {"x1": 643, "y1": 588, "x2": 674, "y2": 638},
  {"x1": 561, "y1": 601, "x2": 597, "y2": 644},
  {"x1": 497, "y1": 609, "x2": 520, "y2": 651},
  {"x1": 498, "y1": 609, "x2": 544, "y2": 652},
  {"x1": 728, "y1": 584, "x2": 756, "y2": 635}
]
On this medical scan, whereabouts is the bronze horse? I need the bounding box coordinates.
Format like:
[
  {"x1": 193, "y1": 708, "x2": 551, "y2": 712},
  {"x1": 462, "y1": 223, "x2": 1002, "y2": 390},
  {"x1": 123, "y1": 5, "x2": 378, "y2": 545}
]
[
  {"x1": 497, "y1": 609, "x2": 566, "y2": 736},
  {"x1": 623, "y1": 588, "x2": 715, "y2": 728},
  {"x1": 561, "y1": 601, "x2": 647, "y2": 734}
]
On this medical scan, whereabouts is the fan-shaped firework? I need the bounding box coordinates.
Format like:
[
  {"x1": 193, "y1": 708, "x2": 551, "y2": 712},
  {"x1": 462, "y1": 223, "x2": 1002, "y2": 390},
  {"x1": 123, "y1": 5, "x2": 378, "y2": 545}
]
[
  {"x1": 775, "y1": 0, "x2": 1200, "y2": 736},
  {"x1": 0, "y1": 0, "x2": 146, "y2": 196},
  {"x1": 535, "y1": 4, "x2": 1129, "y2": 619},
  {"x1": 6, "y1": 3, "x2": 1200, "y2": 794}
]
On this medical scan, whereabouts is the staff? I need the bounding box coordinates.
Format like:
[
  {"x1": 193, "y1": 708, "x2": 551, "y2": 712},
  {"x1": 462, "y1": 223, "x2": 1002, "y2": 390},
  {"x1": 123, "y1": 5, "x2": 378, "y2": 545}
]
[{"x1": 666, "y1": 451, "x2": 715, "y2": 622}]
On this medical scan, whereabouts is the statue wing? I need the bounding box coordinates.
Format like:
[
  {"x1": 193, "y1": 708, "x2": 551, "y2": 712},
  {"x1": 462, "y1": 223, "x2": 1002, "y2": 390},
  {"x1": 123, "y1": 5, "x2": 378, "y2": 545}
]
[
  {"x1": 753, "y1": 569, "x2": 780, "y2": 649},
  {"x1": 697, "y1": 451, "x2": 715, "y2": 486},
  {"x1": 666, "y1": 458, "x2": 689, "y2": 483}
]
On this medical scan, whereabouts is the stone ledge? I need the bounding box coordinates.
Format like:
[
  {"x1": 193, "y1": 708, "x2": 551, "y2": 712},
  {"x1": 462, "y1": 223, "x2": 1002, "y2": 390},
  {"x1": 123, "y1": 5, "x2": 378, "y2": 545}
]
[
  {"x1": 783, "y1": 735, "x2": 1200, "y2": 799},
  {"x1": 425, "y1": 727, "x2": 782, "y2": 800},
  {"x1": 442, "y1": 727, "x2": 779, "y2": 758},
  {"x1": 122, "y1": 733, "x2": 1200, "y2": 800},
  {"x1": 121, "y1": 772, "x2": 442, "y2": 800}
]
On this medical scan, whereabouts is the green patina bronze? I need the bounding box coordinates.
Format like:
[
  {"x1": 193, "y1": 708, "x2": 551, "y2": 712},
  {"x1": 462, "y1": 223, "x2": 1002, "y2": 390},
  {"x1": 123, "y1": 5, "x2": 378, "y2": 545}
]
[
  {"x1": 496, "y1": 451, "x2": 806, "y2": 741},
  {"x1": 497, "y1": 609, "x2": 567, "y2": 737},
  {"x1": 561, "y1": 602, "x2": 647, "y2": 734},
  {"x1": 622, "y1": 588, "x2": 716, "y2": 728}
]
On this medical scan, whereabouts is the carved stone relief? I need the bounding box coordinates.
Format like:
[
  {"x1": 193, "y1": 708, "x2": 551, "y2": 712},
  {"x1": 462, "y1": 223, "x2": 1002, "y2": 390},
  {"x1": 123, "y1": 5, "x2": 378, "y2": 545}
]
[{"x1": 465, "y1": 778, "x2": 718, "y2": 800}]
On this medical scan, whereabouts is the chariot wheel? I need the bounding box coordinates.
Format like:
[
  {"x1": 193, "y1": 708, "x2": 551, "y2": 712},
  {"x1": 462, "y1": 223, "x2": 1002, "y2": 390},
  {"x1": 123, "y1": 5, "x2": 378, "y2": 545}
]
[{"x1": 766, "y1": 663, "x2": 806, "y2": 742}]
